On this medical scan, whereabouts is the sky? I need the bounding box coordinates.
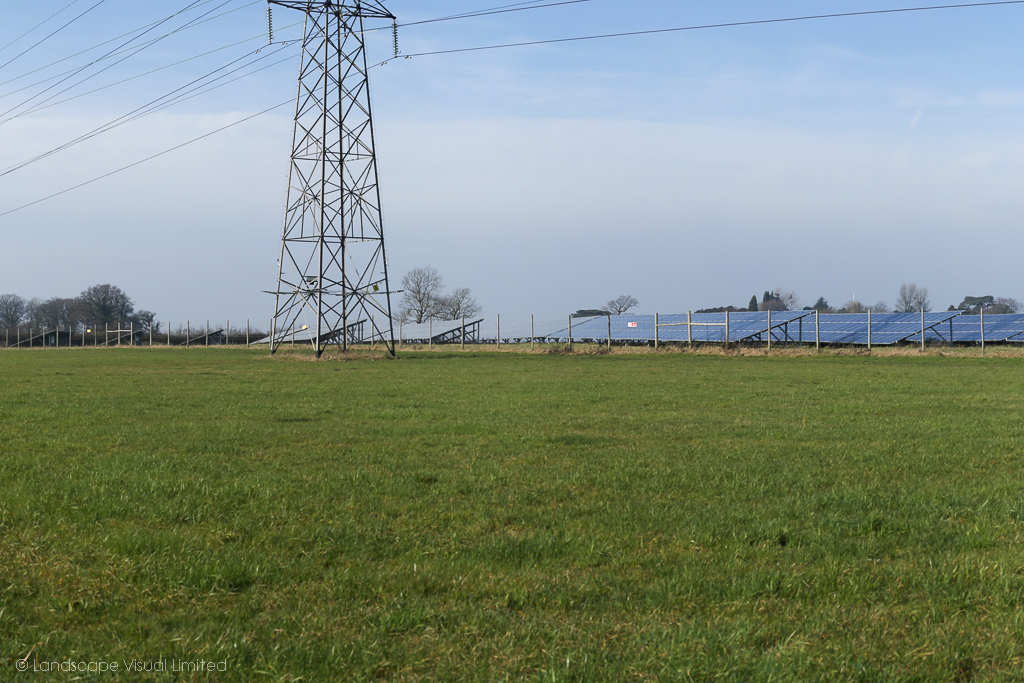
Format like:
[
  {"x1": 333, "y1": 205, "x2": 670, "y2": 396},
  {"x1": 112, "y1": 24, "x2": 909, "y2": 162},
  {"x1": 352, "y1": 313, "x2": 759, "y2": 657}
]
[{"x1": 2, "y1": 0, "x2": 1023, "y2": 328}]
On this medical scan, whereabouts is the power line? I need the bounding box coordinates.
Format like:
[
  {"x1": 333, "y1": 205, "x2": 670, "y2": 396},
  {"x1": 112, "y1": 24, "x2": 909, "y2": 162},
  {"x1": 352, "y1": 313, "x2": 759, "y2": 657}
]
[
  {"x1": 0, "y1": 0, "x2": 262, "y2": 92},
  {"x1": 394, "y1": 0, "x2": 595, "y2": 28},
  {"x1": 0, "y1": 0, "x2": 108, "y2": 72},
  {"x1": 390, "y1": 1, "x2": 1024, "y2": 59},
  {"x1": 0, "y1": 30, "x2": 298, "y2": 118},
  {"x1": 0, "y1": 44, "x2": 293, "y2": 176},
  {"x1": 0, "y1": 0, "x2": 85, "y2": 56},
  {"x1": 0, "y1": 0, "x2": 213, "y2": 121},
  {"x1": 0, "y1": 99, "x2": 292, "y2": 219}
]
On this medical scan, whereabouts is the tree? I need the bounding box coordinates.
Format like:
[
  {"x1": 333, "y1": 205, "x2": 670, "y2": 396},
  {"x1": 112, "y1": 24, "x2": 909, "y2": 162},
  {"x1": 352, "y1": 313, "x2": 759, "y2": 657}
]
[
  {"x1": 0, "y1": 294, "x2": 27, "y2": 330},
  {"x1": 747, "y1": 295, "x2": 759, "y2": 312},
  {"x1": 776, "y1": 290, "x2": 799, "y2": 311},
  {"x1": 895, "y1": 283, "x2": 930, "y2": 313},
  {"x1": 759, "y1": 298, "x2": 787, "y2": 312},
  {"x1": 398, "y1": 267, "x2": 481, "y2": 323},
  {"x1": 956, "y1": 296, "x2": 1022, "y2": 315},
  {"x1": 399, "y1": 266, "x2": 444, "y2": 324},
  {"x1": 840, "y1": 300, "x2": 868, "y2": 314},
  {"x1": 810, "y1": 297, "x2": 830, "y2": 312},
  {"x1": 135, "y1": 310, "x2": 158, "y2": 332},
  {"x1": 33, "y1": 297, "x2": 80, "y2": 330},
  {"x1": 78, "y1": 284, "x2": 134, "y2": 325},
  {"x1": 24, "y1": 298, "x2": 41, "y2": 327},
  {"x1": 989, "y1": 297, "x2": 1023, "y2": 314},
  {"x1": 605, "y1": 295, "x2": 638, "y2": 315},
  {"x1": 956, "y1": 295, "x2": 994, "y2": 314},
  {"x1": 695, "y1": 305, "x2": 741, "y2": 313},
  {"x1": 435, "y1": 287, "x2": 481, "y2": 320},
  {"x1": 759, "y1": 289, "x2": 797, "y2": 312}
]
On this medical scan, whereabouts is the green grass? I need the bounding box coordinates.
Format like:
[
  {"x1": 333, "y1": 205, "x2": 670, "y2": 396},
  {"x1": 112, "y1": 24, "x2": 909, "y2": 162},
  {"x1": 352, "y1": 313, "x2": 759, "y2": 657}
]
[{"x1": 3, "y1": 347, "x2": 1024, "y2": 681}]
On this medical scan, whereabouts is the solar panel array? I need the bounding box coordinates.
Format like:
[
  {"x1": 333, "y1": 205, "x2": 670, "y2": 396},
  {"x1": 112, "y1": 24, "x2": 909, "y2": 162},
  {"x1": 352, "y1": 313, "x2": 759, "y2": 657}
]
[
  {"x1": 253, "y1": 312, "x2": 1024, "y2": 346},
  {"x1": 471, "y1": 311, "x2": 1024, "y2": 346}
]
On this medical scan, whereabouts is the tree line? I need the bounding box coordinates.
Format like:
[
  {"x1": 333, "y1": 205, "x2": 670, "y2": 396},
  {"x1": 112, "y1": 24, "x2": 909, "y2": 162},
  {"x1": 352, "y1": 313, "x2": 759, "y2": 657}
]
[
  {"x1": 0, "y1": 285, "x2": 156, "y2": 332},
  {"x1": 696, "y1": 284, "x2": 1021, "y2": 316}
]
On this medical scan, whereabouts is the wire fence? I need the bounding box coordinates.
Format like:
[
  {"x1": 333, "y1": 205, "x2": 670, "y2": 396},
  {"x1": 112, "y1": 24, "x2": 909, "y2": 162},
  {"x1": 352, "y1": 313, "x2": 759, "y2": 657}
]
[
  {"x1": 0, "y1": 320, "x2": 267, "y2": 348},
  {"x1": 5, "y1": 311, "x2": 1024, "y2": 350}
]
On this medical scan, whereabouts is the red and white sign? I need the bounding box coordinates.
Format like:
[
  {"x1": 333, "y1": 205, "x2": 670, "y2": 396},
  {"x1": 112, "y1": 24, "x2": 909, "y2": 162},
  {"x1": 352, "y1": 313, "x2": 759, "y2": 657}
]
[{"x1": 628, "y1": 322, "x2": 638, "y2": 328}]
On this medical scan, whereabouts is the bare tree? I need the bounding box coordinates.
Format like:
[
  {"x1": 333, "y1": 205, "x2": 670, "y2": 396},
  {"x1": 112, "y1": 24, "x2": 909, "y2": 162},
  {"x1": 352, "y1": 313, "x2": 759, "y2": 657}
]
[
  {"x1": 78, "y1": 284, "x2": 134, "y2": 325},
  {"x1": 895, "y1": 283, "x2": 931, "y2": 313},
  {"x1": 990, "y1": 297, "x2": 1023, "y2": 314},
  {"x1": 0, "y1": 294, "x2": 27, "y2": 330},
  {"x1": 871, "y1": 301, "x2": 891, "y2": 313},
  {"x1": 436, "y1": 287, "x2": 481, "y2": 320},
  {"x1": 605, "y1": 295, "x2": 639, "y2": 315},
  {"x1": 135, "y1": 310, "x2": 158, "y2": 331},
  {"x1": 34, "y1": 297, "x2": 80, "y2": 330},
  {"x1": 24, "y1": 298, "x2": 41, "y2": 327},
  {"x1": 399, "y1": 266, "x2": 444, "y2": 324}
]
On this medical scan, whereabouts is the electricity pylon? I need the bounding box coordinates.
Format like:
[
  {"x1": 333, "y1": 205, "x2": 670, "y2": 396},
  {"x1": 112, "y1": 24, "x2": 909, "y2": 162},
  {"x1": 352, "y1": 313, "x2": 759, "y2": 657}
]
[{"x1": 268, "y1": 0, "x2": 396, "y2": 357}]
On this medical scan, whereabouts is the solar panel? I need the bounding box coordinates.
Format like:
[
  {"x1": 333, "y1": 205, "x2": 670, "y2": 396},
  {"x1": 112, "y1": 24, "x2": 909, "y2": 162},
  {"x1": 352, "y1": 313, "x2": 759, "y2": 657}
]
[{"x1": 942, "y1": 314, "x2": 1024, "y2": 343}]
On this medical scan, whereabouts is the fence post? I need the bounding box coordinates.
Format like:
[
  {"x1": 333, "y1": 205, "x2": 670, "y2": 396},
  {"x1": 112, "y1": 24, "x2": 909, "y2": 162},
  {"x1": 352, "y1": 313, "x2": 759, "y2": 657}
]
[
  {"x1": 767, "y1": 310, "x2": 772, "y2": 351},
  {"x1": 206, "y1": 320, "x2": 210, "y2": 347},
  {"x1": 568, "y1": 315, "x2": 573, "y2": 350},
  {"x1": 531, "y1": 315, "x2": 535, "y2": 351},
  {"x1": 725, "y1": 310, "x2": 730, "y2": 351},
  {"x1": 461, "y1": 316, "x2": 465, "y2": 350},
  {"x1": 429, "y1": 319, "x2": 432, "y2": 349},
  {"x1": 607, "y1": 314, "x2": 611, "y2": 349},
  {"x1": 868, "y1": 309, "x2": 872, "y2": 351},
  {"x1": 226, "y1": 320, "x2": 229, "y2": 346},
  {"x1": 920, "y1": 310, "x2": 925, "y2": 352},
  {"x1": 187, "y1": 321, "x2": 190, "y2": 348},
  {"x1": 246, "y1": 319, "x2": 250, "y2": 346},
  {"x1": 497, "y1": 314, "x2": 500, "y2": 349},
  {"x1": 655, "y1": 312, "x2": 659, "y2": 350},
  {"x1": 815, "y1": 310, "x2": 820, "y2": 351},
  {"x1": 981, "y1": 306, "x2": 986, "y2": 355}
]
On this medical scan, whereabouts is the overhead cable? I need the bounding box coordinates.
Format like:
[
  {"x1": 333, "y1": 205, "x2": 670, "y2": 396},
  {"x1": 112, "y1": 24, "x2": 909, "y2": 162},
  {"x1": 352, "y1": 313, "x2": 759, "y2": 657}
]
[
  {"x1": 0, "y1": 0, "x2": 231, "y2": 123},
  {"x1": 0, "y1": 0, "x2": 208, "y2": 120},
  {"x1": 0, "y1": 0, "x2": 85, "y2": 56},
  {"x1": 390, "y1": 1, "x2": 1024, "y2": 59},
  {"x1": 0, "y1": 0, "x2": 262, "y2": 92},
  {"x1": 0, "y1": 26, "x2": 298, "y2": 117},
  {"x1": 0, "y1": 44, "x2": 293, "y2": 176},
  {"x1": 0, "y1": 0, "x2": 108, "y2": 72},
  {"x1": 0, "y1": 99, "x2": 293, "y2": 219}
]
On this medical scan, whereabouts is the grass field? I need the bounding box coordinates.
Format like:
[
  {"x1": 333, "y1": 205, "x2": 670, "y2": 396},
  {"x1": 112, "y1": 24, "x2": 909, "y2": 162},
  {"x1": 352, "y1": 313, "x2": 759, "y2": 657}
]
[{"x1": 2, "y1": 346, "x2": 1024, "y2": 681}]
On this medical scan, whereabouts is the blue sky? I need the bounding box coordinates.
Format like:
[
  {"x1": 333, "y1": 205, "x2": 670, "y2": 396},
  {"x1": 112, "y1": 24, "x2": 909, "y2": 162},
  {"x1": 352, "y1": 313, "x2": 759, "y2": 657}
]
[{"x1": 2, "y1": 0, "x2": 1023, "y2": 326}]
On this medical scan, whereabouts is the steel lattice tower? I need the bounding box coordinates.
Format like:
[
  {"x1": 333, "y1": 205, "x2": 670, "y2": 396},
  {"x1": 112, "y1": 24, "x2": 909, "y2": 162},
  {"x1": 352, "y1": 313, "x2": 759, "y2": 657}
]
[{"x1": 269, "y1": 0, "x2": 396, "y2": 357}]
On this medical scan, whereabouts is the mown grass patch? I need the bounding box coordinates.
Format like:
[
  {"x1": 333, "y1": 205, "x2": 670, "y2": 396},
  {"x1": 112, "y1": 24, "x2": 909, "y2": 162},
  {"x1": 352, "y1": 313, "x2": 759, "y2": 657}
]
[{"x1": 2, "y1": 347, "x2": 1024, "y2": 681}]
